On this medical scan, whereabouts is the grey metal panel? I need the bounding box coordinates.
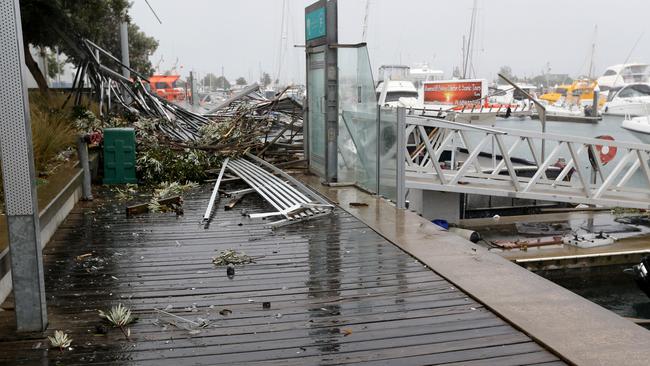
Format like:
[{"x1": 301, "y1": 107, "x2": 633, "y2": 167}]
[
  {"x1": 8, "y1": 215, "x2": 47, "y2": 331},
  {"x1": 0, "y1": 0, "x2": 47, "y2": 332},
  {"x1": 0, "y1": 0, "x2": 37, "y2": 216}
]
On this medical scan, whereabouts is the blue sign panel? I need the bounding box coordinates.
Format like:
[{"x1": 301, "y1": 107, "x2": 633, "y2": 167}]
[{"x1": 305, "y1": 7, "x2": 326, "y2": 41}]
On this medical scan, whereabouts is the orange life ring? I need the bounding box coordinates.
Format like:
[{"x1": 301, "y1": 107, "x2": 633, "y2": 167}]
[{"x1": 595, "y1": 135, "x2": 616, "y2": 165}]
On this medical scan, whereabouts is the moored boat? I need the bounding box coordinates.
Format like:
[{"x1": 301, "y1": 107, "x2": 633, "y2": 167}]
[
  {"x1": 622, "y1": 114, "x2": 650, "y2": 144},
  {"x1": 603, "y1": 83, "x2": 650, "y2": 116}
]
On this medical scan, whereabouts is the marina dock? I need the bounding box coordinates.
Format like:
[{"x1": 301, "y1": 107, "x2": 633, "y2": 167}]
[
  {"x1": 0, "y1": 186, "x2": 567, "y2": 365},
  {"x1": 1, "y1": 0, "x2": 650, "y2": 365}
]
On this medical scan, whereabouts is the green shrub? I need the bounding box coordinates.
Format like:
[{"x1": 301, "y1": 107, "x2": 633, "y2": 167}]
[
  {"x1": 29, "y1": 92, "x2": 78, "y2": 174},
  {"x1": 136, "y1": 146, "x2": 221, "y2": 184}
]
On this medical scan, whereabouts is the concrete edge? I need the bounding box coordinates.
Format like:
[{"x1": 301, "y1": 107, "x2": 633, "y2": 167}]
[
  {"x1": 0, "y1": 168, "x2": 83, "y2": 304},
  {"x1": 298, "y1": 174, "x2": 650, "y2": 366}
]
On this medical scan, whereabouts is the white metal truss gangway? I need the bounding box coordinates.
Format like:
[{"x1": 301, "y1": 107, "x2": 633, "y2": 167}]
[{"x1": 397, "y1": 115, "x2": 650, "y2": 210}]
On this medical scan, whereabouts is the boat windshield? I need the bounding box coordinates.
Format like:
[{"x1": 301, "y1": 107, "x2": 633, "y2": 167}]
[
  {"x1": 381, "y1": 91, "x2": 419, "y2": 102},
  {"x1": 513, "y1": 89, "x2": 533, "y2": 100},
  {"x1": 572, "y1": 88, "x2": 590, "y2": 97},
  {"x1": 616, "y1": 84, "x2": 650, "y2": 99},
  {"x1": 489, "y1": 87, "x2": 508, "y2": 96},
  {"x1": 607, "y1": 87, "x2": 622, "y2": 102},
  {"x1": 172, "y1": 79, "x2": 186, "y2": 88},
  {"x1": 622, "y1": 65, "x2": 649, "y2": 75}
]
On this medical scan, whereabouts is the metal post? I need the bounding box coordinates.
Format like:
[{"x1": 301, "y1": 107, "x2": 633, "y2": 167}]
[
  {"x1": 120, "y1": 21, "x2": 130, "y2": 79},
  {"x1": 189, "y1": 71, "x2": 194, "y2": 105},
  {"x1": 77, "y1": 136, "x2": 93, "y2": 200},
  {"x1": 591, "y1": 86, "x2": 600, "y2": 117},
  {"x1": 190, "y1": 70, "x2": 198, "y2": 108},
  {"x1": 324, "y1": 0, "x2": 338, "y2": 183},
  {"x1": 396, "y1": 107, "x2": 406, "y2": 209},
  {"x1": 0, "y1": 0, "x2": 47, "y2": 331}
]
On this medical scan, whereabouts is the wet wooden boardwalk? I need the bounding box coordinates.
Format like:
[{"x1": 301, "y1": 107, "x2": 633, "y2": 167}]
[{"x1": 0, "y1": 185, "x2": 565, "y2": 365}]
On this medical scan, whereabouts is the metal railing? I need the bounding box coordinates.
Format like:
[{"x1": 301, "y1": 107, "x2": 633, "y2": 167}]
[{"x1": 397, "y1": 114, "x2": 650, "y2": 209}]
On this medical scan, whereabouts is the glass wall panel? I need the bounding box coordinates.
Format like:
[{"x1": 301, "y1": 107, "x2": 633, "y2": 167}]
[
  {"x1": 378, "y1": 107, "x2": 397, "y2": 201},
  {"x1": 307, "y1": 51, "x2": 326, "y2": 176},
  {"x1": 337, "y1": 46, "x2": 379, "y2": 192}
]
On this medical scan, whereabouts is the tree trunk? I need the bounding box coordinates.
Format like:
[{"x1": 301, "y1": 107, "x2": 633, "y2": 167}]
[{"x1": 23, "y1": 43, "x2": 49, "y2": 96}]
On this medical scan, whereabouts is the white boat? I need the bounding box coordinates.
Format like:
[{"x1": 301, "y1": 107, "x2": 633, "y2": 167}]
[
  {"x1": 597, "y1": 63, "x2": 650, "y2": 91},
  {"x1": 622, "y1": 115, "x2": 650, "y2": 144},
  {"x1": 376, "y1": 80, "x2": 419, "y2": 108},
  {"x1": 409, "y1": 63, "x2": 444, "y2": 87},
  {"x1": 543, "y1": 102, "x2": 589, "y2": 118},
  {"x1": 602, "y1": 83, "x2": 650, "y2": 116}
]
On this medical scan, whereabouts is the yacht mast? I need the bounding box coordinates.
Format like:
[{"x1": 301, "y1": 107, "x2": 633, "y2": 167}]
[
  {"x1": 362, "y1": 0, "x2": 370, "y2": 42},
  {"x1": 587, "y1": 25, "x2": 597, "y2": 80},
  {"x1": 462, "y1": 0, "x2": 478, "y2": 79}
]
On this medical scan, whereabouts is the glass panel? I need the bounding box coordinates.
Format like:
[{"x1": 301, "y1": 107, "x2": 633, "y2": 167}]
[
  {"x1": 337, "y1": 46, "x2": 379, "y2": 192},
  {"x1": 378, "y1": 107, "x2": 397, "y2": 201},
  {"x1": 308, "y1": 52, "x2": 326, "y2": 176}
]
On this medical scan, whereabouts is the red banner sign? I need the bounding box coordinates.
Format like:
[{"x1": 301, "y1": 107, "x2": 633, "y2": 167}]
[{"x1": 423, "y1": 81, "x2": 483, "y2": 105}]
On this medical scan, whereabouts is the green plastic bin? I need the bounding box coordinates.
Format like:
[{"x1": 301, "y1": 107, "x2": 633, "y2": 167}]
[{"x1": 103, "y1": 127, "x2": 137, "y2": 184}]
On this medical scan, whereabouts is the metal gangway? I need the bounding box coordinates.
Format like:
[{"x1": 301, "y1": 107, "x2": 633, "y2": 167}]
[{"x1": 398, "y1": 114, "x2": 650, "y2": 209}]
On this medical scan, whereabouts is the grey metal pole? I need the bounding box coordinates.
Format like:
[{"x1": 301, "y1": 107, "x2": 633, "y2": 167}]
[
  {"x1": 190, "y1": 70, "x2": 198, "y2": 108},
  {"x1": 120, "y1": 21, "x2": 130, "y2": 79},
  {"x1": 0, "y1": 0, "x2": 47, "y2": 332},
  {"x1": 77, "y1": 136, "x2": 93, "y2": 200},
  {"x1": 591, "y1": 86, "x2": 600, "y2": 117},
  {"x1": 396, "y1": 107, "x2": 406, "y2": 209},
  {"x1": 324, "y1": 0, "x2": 339, "y2": 183},
  {"x1": 189, "y1": 71, "x2": 194, "y2": 105}
]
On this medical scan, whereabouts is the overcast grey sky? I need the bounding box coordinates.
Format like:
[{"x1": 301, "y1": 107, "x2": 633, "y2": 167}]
[{"x1": 130, "y1": 0, "x2": 650, "y2": 84}]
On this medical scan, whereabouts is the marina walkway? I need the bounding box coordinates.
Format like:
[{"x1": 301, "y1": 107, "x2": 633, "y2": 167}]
[{"x1": 0, "y1": 185, "x2": 564, "y2": 365}]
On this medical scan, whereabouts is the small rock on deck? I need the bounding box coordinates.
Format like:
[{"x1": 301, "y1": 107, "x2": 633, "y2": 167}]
[{"x1": 0, "y1": 186, "x2": 565, "y2": 365}]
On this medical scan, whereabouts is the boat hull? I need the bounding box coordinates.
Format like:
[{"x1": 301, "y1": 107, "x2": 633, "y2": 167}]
[
  {"x1": 603, "y1": 101, "x2": 650, "y2": 116},
  {"x1": 621, "y1": 116, "x2": 650, "y2": 144}
]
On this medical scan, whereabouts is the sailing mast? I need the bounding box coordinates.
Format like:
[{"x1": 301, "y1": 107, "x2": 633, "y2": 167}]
[
  {"x1": 462, "y1": 0, "x2": 478, "y2": 79},
  {"x1": 362, "y1": 0, "x2": 370, "y2": 42},
  {"x1": 587, "y1": 25, "x2": 597, "y2": 80}
]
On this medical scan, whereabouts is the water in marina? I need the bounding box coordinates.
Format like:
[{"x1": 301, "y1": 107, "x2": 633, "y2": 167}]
[{"x1": 540, "y1": 265, "x2": 650, "y2": 326}]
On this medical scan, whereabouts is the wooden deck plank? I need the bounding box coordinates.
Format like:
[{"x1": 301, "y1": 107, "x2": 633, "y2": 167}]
[{"x1": 0, "y1": 185, "x2": 565, "y2": 365}]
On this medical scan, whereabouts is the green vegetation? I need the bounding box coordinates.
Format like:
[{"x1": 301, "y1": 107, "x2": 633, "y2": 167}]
[
  {"x1": 28, "y1": 92, "x2": 79, "y2": 174},
  {"x1": 20, "y1": 0, "x2": 158, "y2": 94},
  {"x1": 99, "y1": 303, "x2": 136, "y2": 339},
  {"x1": 134, "y1": 118, "x2": 222, "y2": 184},
  {"x1": 136, "y1": 146, "x2": 220, "y2": 184},
  {"x1": 48, "y1": 330, "x2": 72, "y2": 352}
]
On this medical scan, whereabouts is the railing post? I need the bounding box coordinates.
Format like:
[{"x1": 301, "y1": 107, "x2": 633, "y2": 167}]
[
  {"x1": 396, "y1": 107, "x2": 406, "y2": 209},
  {"x1": 76, "y1": 136, "x2": 94, "y2": 200}
]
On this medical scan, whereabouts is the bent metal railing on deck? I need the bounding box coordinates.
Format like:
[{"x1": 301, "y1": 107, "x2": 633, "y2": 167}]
[{"x1": 398, "y1": 114, "x2": 650, "y2": 209}]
